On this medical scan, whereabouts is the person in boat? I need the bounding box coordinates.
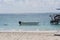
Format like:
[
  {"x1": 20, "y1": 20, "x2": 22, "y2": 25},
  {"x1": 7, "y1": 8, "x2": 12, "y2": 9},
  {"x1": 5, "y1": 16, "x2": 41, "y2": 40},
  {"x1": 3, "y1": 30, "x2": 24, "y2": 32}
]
[
  {"x1": 54, "y1": 15, "x2": 60, "y2": 21},
  {"x1": 19, "y1": 21, "x2": 21, "y2": 25}
]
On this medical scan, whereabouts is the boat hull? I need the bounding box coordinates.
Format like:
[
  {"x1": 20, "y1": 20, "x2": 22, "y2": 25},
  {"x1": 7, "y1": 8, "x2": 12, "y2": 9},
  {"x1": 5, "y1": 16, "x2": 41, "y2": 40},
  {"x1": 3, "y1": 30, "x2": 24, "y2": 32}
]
[{"x1": 19, "y1": 22, "x2": 39, "y2": 25}]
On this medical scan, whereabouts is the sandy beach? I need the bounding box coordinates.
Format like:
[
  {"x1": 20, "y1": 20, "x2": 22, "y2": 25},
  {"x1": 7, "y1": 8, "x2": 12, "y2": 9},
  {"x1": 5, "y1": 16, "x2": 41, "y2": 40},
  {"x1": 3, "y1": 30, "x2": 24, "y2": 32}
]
[{"x1": 0, "y1": 31, "x2": 60, "y2": 40}]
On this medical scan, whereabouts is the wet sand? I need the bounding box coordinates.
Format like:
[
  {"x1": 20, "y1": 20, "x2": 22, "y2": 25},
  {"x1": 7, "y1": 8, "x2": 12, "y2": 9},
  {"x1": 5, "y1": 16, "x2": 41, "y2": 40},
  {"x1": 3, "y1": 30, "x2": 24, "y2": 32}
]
[{"x1": 0, "y1": 31, "x2": 60, "y2": 40}]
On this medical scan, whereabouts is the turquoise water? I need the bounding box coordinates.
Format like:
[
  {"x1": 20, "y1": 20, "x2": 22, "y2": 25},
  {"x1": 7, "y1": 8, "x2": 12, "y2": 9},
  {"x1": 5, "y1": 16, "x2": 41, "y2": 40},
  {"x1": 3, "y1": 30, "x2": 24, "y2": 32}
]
[{"x1": 0, "y1": 13, "x2": 60, "y2": 31}]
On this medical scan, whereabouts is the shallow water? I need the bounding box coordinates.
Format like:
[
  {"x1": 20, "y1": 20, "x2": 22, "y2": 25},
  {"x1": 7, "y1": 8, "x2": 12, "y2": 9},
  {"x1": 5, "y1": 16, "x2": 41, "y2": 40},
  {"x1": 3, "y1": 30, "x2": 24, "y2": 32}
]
[{"x1": 0, "y1": 13, "x2": 60, "y2": 31}]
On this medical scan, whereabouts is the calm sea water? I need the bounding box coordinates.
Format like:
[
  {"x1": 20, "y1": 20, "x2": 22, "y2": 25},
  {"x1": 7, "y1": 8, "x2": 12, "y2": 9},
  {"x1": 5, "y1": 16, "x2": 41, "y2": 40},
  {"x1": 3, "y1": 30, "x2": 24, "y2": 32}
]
[{"x1": 0, "y1": 13, "x2": 60, "y2": 31}]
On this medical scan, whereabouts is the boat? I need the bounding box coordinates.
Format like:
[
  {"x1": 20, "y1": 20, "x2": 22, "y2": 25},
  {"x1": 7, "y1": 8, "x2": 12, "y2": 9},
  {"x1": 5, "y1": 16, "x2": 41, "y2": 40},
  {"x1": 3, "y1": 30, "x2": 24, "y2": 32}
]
[
  {"x1": 19, "y1": 21, "x2": 39, "y2": 25},
  {"x1": 50, "y1": 14, "x2": 60, "y2": 25}
]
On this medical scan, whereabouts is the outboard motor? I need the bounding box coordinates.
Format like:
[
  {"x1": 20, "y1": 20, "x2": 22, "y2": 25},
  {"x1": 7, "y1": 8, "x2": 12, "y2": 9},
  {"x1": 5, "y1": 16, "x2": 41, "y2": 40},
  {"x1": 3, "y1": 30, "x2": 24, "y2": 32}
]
[{"x1": 19, "y1": 21, "x2": 21, "y2": 25}]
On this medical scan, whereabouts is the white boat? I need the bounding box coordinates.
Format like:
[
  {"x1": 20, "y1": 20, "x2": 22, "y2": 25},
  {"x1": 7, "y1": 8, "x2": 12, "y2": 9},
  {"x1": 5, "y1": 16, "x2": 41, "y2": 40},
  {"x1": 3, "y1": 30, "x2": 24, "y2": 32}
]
[{"x1": 19, "y1": 21, "x2": 39, "y2": 25}]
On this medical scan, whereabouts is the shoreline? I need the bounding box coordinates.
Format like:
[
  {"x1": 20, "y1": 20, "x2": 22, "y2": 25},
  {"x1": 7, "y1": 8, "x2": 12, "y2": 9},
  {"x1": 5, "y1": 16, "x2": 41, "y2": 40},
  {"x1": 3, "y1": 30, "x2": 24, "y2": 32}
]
[
  {"x1": 0, "y1": 30, "x2": 58, "y2": 32},
  {"x1": 0, "y1": 31, "x2": 60, "y2": 40}
]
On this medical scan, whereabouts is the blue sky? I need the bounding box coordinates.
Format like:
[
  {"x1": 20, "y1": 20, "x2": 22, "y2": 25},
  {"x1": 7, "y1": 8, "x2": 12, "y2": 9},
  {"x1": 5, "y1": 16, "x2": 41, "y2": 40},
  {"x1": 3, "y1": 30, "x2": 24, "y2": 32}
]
[{"x1": 0, "y1": 0, "x2": 60, "y2": 13}]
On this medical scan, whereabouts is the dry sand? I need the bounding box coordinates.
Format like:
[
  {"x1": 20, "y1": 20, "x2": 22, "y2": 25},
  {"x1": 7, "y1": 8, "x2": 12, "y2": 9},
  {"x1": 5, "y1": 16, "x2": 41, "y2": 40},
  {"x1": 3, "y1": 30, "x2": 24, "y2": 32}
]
[{"x1": 0, "y1": 31, "x2": 60, "y2": 40}]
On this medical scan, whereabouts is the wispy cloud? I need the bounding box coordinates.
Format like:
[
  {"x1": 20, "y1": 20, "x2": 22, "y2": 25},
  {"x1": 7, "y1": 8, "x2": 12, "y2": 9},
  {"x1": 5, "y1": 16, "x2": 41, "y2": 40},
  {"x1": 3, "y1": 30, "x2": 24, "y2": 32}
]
[{"x1": 0, "y1": 0, "x2": 60, "y2": 13}]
